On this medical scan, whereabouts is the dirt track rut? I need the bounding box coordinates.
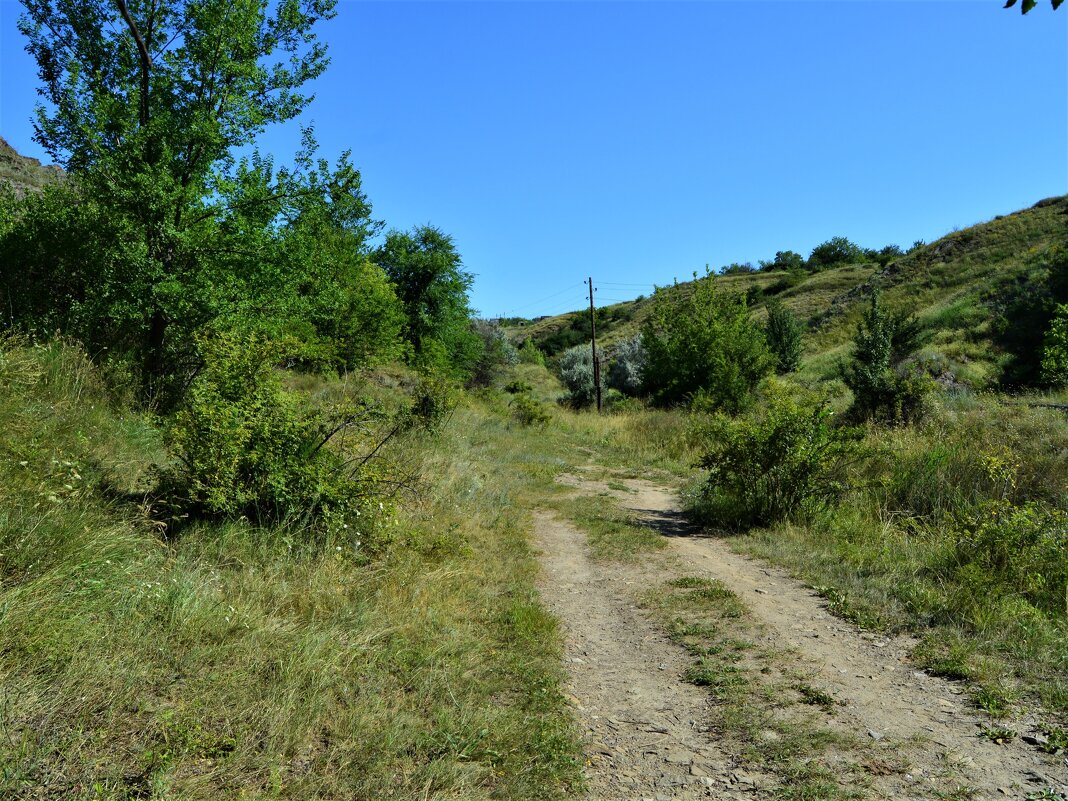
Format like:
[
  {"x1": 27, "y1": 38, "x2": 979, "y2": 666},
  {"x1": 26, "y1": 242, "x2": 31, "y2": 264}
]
[{"x1": 534, "y1": 472, "x2": 1068, "y2": 801}]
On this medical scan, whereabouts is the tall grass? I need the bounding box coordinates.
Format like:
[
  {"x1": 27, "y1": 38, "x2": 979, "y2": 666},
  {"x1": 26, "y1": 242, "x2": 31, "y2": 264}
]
[
  {"x1": 0, "y1": 340, "x2": 582, "y2": 800},
  {"x1": 728, "y1": 393, "x2": 1068, "y2": 718}
]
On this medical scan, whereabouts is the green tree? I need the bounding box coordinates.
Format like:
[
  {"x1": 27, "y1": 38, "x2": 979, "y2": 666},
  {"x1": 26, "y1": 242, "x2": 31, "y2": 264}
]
[
  {"x1": 760, "y1": 250, "x2": 805, "y2": 272},
  {"x1": 15, "y1": 0, "x2": 337, "y2": 396},
  {"x1": 640, "y1": 272, "x2": 774, "y2": 412},
  {"x1": 373, "y1": 225, "x2": 482, "y2": 375},
  {"x1": 840, "y1": 293, "x2": 927, "y2": 422},
  {"x1": 808, "y1": 236, "x2": 866, "y2": 270},
  {"x1": 764, "y1": 299, "x2": 803, "y2": 374},
  {"x1": 1004, "y1": 0, "x2": 1063, "y2": 13}
]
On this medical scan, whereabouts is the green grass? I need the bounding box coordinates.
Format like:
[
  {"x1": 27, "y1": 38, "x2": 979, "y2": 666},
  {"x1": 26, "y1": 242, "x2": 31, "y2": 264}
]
[{"x1": 0, "y1": 340, "x2": 584, "y2": 800}]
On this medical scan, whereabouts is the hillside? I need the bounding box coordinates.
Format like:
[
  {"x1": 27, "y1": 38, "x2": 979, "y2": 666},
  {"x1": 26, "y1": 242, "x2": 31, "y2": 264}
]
[
  {"x1": 0, "y1": 136, "x2": 63, "y2": 194},
  {"x1": 507, "y1": 195, "x2": 1068, "y2": 389}
]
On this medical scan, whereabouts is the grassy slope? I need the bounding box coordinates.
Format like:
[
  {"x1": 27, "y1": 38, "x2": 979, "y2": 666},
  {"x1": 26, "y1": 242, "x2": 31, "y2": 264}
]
[
  {"x1": 0, "y1": 137, "x2": 63, "y2": 194},
  {"x1": 0, "y1": 342, "x2": 584, "y2": 800},
  {"x1": 508, "y1": 195, "x2": 1068, "y2": 389}
]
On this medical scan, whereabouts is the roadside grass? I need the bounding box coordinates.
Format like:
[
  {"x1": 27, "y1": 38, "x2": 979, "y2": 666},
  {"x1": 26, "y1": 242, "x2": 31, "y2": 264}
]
[
  {"x1": 715, "y1": 394, "x2": 1068, "y2": 725},
  {"x1": 0, "y1": 340, "x2": 584, "y2": 800},
  {"x1": 644, "y1": 577, "x2": 881, "y2": 801}
]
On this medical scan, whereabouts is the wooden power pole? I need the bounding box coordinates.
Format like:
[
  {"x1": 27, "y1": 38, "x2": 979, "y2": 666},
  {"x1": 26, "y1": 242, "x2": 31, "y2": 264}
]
[{"x1": 588, "y1": 277, "x2": 602, "y2": 413}]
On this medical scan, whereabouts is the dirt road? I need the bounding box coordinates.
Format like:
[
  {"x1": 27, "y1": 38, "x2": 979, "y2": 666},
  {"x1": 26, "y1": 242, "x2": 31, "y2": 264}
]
[{"x1": 534, "y1": 471, "x2": 1068, "y2": 801}]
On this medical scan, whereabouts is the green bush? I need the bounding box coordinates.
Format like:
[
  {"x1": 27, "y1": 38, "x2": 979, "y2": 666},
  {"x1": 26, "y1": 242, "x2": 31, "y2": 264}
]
[
  {"x1": 157, "y1": 330, "x2": 393, "y2": 537},
  {"x1": 510, "y1": 392, "x2": 551, "y2": 428},
  {"x1": 1040, "y1": 303, "x2": 1068, "y2": 386},
  {"x1": 517, "y1": 338, "x2": 546, "y2": 366},
  {"x1": 691, "y1": 385, "x2": 864, "y2": 528},
  {"x1": 764, "y1": 299, "x2": 803, "y2": 374},
  {"x1": 408, "y1": 373, "x2": 459, "y2": 434},
  {"x1": 841, "y1": 293, "x2": 930, "y2": 423},
  {"x1": 807, "y1": 236, "x2": 866, "y2": 270},
  {"x1": 641, "y1": 273, "x2": 774, "y2": 412},
  {"x1": 948, "y1": 500, "x2": 1068, "y2": 618},
  {"x1": 468, "y1": 320, "x2": 519, "y2": 388}
]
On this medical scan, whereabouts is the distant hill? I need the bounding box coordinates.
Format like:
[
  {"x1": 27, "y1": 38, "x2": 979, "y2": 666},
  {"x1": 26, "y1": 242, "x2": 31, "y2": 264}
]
[
  {"x1": 504, "y1": 195, "x2": 1068, "y2": 389},
  {"x1": 0, "y1": 136, "x2": 63, "y2": 194}
]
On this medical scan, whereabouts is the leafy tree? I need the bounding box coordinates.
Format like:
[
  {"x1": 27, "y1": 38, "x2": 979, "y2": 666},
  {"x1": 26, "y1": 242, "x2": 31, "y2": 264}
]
[
  {"x1": 764, "y1": 299, "x2": 803, "y2": 374},
  {"x1": 760, "y1": 250, "x2": 805, "y2": 272},
  {"x1": 641, "y1": 273, "x2": 774, "y2": 412},
  {"x1": 15, "y1": 0, "x2": 339, "y2": 397},
  {"x1": 840, "y1": 293, "x2": 928, "y2": 423},
  {"x1": 373, "y1": 225, "x2": 481, "y2": 375},
  {"x1": 1004, "y1": 0, "x2": 1063, "y2": 13},
  {"x1": 808, "y1": 236, "x2": 866, "y2": 270}
]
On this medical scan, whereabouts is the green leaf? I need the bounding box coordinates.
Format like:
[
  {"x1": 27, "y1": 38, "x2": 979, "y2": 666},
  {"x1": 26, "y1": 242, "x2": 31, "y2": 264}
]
[
  {"x1": 1053, "y1": 0, "x2": 1064, "y2": 10},
  {"x1": 1004, "y1": 0, "x2": 1017, "y2": 7},
  {"x1": 1023, "y1": 0, "x2": 1038, "y2": 11}
]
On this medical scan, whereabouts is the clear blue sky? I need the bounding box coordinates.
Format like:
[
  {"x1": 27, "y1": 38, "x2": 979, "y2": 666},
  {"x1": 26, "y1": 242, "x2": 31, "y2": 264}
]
[{"x1": 2, "y1": 1, "x2": 1066, "y2": 319}]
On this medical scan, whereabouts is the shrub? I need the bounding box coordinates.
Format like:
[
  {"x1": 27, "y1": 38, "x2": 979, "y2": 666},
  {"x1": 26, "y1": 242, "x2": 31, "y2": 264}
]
[
  {"x1": 641, "y1": 273, "x2": 773, "y2": 412},
  {"x1": 691, "y1": 385, "x2": 865, "y2": 528},
  {"x1": 504, "y1": 379, "x2": 533, "y2": 394},
  {"x1": 558, "y1": 343, "x2": 601, "y2": 408},
  {"x1": 157, "y1": 330, "x2": 394, "y2": 536},
  {"x1": 948, "y1": 500, "x2": 1068, "y2": 618},
  {"x1": 510, "y1": 392, "x2": 551, "y2": 427},
  {"x1": 468, "y1": 320, "x2": 519, "y2": 387},
  {"x1": 764, "y1": 299, "x2": 803, "y2": 374},
  {"x1": 1040, "y1": 303, "x2": 1068, "y2": 386},
  {"x1": 517, "y1": 338, "x2": 545, "y2": 366},
  {"x1": 607, "y1": 334, "x2": 646, "y2": 396},
  {"x1": 841, "y1": 293, "x2": 929, "y2": 423},
  {"x1": 759, "y1": 250, "x2": 805, "y2": 272},
  {"x1": 409, "y1": 373, "x2": 458, "y2": 434},
  {"x1": 807, "y1": 236, "x2": 866, "y2": 270}
]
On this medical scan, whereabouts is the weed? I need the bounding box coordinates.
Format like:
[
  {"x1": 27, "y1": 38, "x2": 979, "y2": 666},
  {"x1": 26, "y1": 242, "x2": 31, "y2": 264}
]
[
  {"x1": 1039, "y1": 726, "x2": 1068, "y2": 754},
  {"x1": 977, "y1": 725, "x2": 1016, "y2": 744},
  {"x1": 795, "y1": 683, "x2": 838, "y2": 712}
]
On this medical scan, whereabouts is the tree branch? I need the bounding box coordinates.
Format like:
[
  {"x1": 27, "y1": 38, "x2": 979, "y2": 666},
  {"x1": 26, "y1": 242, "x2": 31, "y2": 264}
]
[{"x1": 114, "y1": 0, "x2": 151, "y2": 127}]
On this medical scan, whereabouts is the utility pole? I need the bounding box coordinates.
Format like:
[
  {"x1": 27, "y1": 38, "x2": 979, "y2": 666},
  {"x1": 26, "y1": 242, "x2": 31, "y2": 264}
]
[{"x1": 588, "y1": 276, "x2": 602, "y2": 413}]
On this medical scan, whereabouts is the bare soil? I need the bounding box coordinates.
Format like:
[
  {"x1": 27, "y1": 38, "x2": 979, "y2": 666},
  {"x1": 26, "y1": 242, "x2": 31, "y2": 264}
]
[{"x1": 534, "y1": 471, "x2": 1068, "y2": 801}]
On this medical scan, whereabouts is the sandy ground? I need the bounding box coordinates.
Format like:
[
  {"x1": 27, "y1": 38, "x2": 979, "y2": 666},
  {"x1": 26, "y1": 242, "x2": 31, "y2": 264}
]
[{"x1": 534, "y1": 472, "x2": 1068, "y2": 801}]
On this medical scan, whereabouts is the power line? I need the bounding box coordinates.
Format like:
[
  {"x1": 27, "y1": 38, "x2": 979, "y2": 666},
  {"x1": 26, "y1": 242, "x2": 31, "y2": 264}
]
[{"x1": 507, "y1": 283, "x2": 585, "y2": 315}]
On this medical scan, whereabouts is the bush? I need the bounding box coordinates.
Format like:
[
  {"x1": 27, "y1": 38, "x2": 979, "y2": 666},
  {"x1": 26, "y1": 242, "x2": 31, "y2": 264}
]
[
  {"x1": 808, "y1": 236, "x2": 866, "y2": 270},
  {"x1": 558, "y1": 343, "x2": 601, "y2": 408},
  {"x1": 607, "y1": 334, "x2": 646, "y2": 396},
  {"x1": 409, "y1": 373, "x2": 458, "y2": 434},
  {"x1": 759, "y1": 250, "x2": 805, "y2": 273},
  {"x1": 641, "y1": 273, "x2": 774, "y2": 412},
  {"x1": 948, "y1": 500, "x2": 1068, "y2": 618},
  {"x1": 156, "y1": 330, "x2": 394, "y2": 537},
  {"x1": 1040, "y1": 303, "x2": 1068, "y2": 386},
  {"x1": 691, "y1": 385, "x2": 864, "y2": 529},
  {"x1": 468, "y1": 320, "x2": 519, "y2": 387},
  {"x1": 510, "y1": 392, "x2": 551, "y2": 427},
  {"x1": 504, "y1": 379, "x2": 533, "y2": 394},
  {"x1": 517, "y1": 338, "x2": 545, "y2": 366},
  {"x1": 764, "y1": 299, "x2": 803, "y2": 374},
  {"x1": 841, "y1": 293, "x2": 929, "y2": 423}
]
